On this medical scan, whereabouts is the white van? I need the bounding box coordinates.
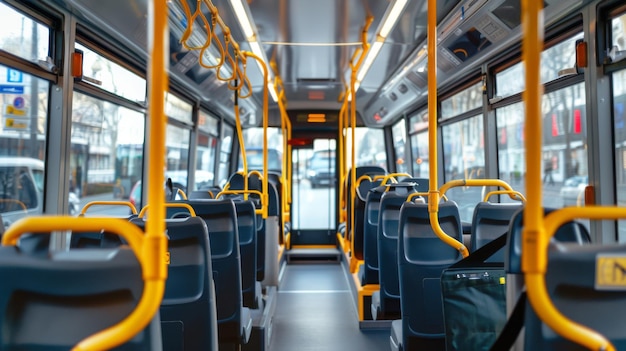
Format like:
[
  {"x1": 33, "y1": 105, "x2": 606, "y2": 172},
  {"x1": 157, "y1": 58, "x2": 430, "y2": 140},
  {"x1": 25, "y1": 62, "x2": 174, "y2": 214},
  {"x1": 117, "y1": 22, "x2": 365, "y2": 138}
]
[
  {"x1": 0, "y1": 157, "x2": 80, "y2": 229},
  {"x1": 0, "y1": 157, "x2": 44, "y2": 229}
]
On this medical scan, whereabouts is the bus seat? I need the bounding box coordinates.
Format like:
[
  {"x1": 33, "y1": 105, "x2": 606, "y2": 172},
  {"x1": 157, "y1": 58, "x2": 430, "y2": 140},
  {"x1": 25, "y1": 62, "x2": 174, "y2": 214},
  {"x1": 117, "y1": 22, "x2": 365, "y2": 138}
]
[
  {"x1": 394, "y1": 200, "x2": 463, "y2": 351},
  {"x1": 371, "y1": 182, "x2": 418, "y2": 321},
  {"x1": 131, "y1": 216, "x2": 218, "y2": 351},
  {"x1": 504, "y1": 208, "x2": 601, "y2": 351},
  {"x1": 361, "y1": 177, "x2": 428, "y2": 286},
  {"x1": 169, "y1": 199, "x2": 252, "y2": 348},
  {"x1": 360, "y1": 184, "x2": 385, "y2": 285},
  {"x1": 470, "y1": 202, "x2": 522, "y2": 261},
  {"x1": 345, "y1": 166, "x2": 386, "y2": 243},
  {"x1": 353, "y1": 178, "x2": 382, "y2": 261},
  {"x1": 0, "y1": 245, "x2": 161, "y2": 350},
  {"x1": 188, "y1": 190, "x2": 214, "y2": 199},
  {"x1": 227, "y1": 172, "x2": 280, "y2": 285},
  {"x1": 232, "y1": 201, "x2": 261, "y2": 309}
]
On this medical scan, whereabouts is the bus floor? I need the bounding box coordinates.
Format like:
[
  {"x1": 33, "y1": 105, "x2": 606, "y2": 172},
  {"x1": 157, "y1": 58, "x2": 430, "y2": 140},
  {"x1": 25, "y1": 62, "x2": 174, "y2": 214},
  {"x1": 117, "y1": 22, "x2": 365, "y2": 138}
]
[{"x1": 269, "y1": 262, "x2": 390, "y2": 351}]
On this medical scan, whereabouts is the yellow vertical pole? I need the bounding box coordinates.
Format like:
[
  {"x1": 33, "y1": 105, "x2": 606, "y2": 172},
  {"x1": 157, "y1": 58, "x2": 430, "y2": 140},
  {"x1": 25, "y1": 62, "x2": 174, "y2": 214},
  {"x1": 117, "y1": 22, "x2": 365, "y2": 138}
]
[{"x1": 425, "y1": 0, "x2": 468, "y2": 256}]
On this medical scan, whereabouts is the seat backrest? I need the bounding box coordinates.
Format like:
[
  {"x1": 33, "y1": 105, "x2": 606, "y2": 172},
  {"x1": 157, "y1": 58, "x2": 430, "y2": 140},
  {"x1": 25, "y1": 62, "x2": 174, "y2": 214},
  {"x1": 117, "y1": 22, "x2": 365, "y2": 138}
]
[
  {"x1": 471, "y1": 202, "x2": 522, "y2": 261},
  {"x1": 345, "y1": 166, "x2": 386, "y2": 242},
  {"x1": 131, "y1": 216, "x2": 218, "y2": 351},
  {"x1": 231, "y1": 200, "x2": 259, "y2": 309},
  {"x1": 0, "y1": 245, "x2": 160, "y2": 350},
  {"x1": 361, "y1": 185, "x2": 385, "y2": 285},
  {"x1": 353, "y1": 178, "x2": 383, "y2": 260},
  {"x1": 171, "y1": 199, "x2": 247, "y2": 346},
  {"x1": 376, "y1": 182, "x2": 417, "y2": 318},
  {"x1": 398, "y1": 200, "x2": 463, "y2": 349},
  {"x1": 227, "y1": 172, "x2": 280, "y2": 283}
]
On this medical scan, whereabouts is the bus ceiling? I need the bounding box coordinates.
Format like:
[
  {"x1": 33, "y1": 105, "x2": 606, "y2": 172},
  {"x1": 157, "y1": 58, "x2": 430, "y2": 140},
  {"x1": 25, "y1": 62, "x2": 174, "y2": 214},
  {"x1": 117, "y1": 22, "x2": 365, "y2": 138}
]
[{"x1": 57, "y1": 0, "x2": 582, "y2": 128}]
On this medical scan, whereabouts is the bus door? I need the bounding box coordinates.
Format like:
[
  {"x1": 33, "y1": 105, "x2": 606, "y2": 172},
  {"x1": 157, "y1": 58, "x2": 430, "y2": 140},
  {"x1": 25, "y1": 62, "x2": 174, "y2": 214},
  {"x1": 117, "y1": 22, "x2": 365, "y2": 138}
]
[{"x1": 291, "y1": 139, "x2": 338, "y2": 245}]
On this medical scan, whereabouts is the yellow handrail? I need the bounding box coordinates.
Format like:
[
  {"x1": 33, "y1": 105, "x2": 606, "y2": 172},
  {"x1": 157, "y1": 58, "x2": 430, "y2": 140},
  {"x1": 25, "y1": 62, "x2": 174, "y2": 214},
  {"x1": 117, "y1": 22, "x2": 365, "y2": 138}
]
[
  {"x1": 176, "y1": 188, "x2": 187, "y2": 200},
  {"x1": 525, "y1": 207, "x2": 618, "y2": 351},
  {"x1": 380, "y1": 172, "x2": 412, "y2": 186},
  {"x1": 439, "y1": 179, "x2": 516, "y2": 196},
  {"x1": 80, "y1": 201, "x2": 139, "y2": 215},
  {"x1": 483, "y1": 190, "x2": 526, "y2": 203},
  {"x1": 138, "y1": 203, "x2": 197, "y2": 219}
]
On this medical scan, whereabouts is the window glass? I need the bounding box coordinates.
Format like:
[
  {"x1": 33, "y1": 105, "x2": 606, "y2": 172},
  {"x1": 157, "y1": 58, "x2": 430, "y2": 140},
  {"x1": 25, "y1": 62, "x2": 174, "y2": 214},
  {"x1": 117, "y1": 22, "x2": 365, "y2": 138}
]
[
  {"x1": 165, "y1": 124, "x2": 190, "y2": 191},
  {"x1": 0, "y1": 65, "x2": 49, "y2": 224},
  {"x1": 409, "y1": 109, "x2": 428, "y2": 134},
  {"x1": 392, "y1": 120, "x2": 408, "y2": 173},
  {"x1": 441, "y1": 81, "x2": 483, "y2": 119},
  {"x1": 612, "y1": 12, "x2": 626, "y2": 51},
  {"x1": 496, "y1": 82, "x2": 588, "y2": 210},
  {"x1": 198, "y1": 110, "x2": 219, "y2": 135},
  {"x1": 346, "y1": 128, "x2": 387, "y2": 169},
  {"x1": 165, "y1": 93, "x2": 193, "y2": 124},
  {"x1": 442, "y1": 115, "x2": 485, "y2": 222},
  {"x1": 496, "y1": 33, "x2": 584, "y2": 98},
  {"x1": 218, "y1": 124, "x2": 234, "y2": 187},
  {"x1": 196, "y1": 132, "x2": 217, "y2": 189},
  {"x1": 240, "y1": 127, "x2": 284, "y2": 173},
  {"x1": 75, "y1": 43, "x2": 146, "y2": 103},
  {"x1": 613, "y1": 68, "x2": 626, "y2": 241},
  {"x1": 71, "y1": 91, "x2": 145, "y2": 215},
  {"x1": 411, "y1": 131, "x2": 429, "y2": 177},
  {"x1": 0, "y1": 3, "x2": 49, "y2": 62}
]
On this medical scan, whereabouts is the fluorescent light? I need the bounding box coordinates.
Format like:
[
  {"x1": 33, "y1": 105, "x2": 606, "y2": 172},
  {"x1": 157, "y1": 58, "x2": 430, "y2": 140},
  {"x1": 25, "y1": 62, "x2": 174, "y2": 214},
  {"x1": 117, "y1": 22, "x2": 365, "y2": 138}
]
[
  {"x1": 379, "y1": 0, "x2": 408, "y2": 38},
  {"x1": 351, "y1": 0, "x2": 407, "y2": 91},
  {"x1": 357, "y1": 41, "x2": 383, "y2": 82},
  {"x1": 268, "y1": 81, "x2": 279, "y2": 102},
  {"x1": 230, "y1": 0, "x2": 255, "y2": 39}
]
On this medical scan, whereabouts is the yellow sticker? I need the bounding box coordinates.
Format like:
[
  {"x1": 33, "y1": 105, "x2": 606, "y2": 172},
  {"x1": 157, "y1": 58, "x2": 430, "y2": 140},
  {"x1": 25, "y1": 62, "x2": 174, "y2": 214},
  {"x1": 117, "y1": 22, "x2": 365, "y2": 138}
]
[
  {"x1": 165, "y1": 251, "x2": 170, "y2": 265},
  {"x1": 499, "y1": 276, "x2": 506, "y2": 285},
  {"x1": 596, "y1": 255, "x2": 626, "y2": 290}
]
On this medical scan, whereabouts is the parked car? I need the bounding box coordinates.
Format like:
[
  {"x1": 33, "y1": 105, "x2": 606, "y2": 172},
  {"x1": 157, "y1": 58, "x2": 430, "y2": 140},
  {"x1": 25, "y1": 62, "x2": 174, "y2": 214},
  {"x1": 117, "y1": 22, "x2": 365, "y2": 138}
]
[
  {"x1": 560, "y1": 175, "x2": 588, "y2": 206},
  {"x1": 306, "y1": 150, "x2": 336, "y2": 188}
]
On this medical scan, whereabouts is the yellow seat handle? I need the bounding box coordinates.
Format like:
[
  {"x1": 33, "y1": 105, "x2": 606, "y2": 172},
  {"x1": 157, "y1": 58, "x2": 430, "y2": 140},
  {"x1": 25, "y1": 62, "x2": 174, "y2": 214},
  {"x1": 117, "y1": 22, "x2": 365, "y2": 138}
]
[{"x1": 80, "y1": 201, "x2": 138, "y2": 215}]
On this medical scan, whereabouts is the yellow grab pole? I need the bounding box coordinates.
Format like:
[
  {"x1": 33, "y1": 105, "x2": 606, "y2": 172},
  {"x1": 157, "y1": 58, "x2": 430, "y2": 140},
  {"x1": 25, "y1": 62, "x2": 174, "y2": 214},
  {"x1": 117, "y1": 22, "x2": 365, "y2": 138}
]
[
  {"x1": 242, "y1": 52, "x2": 270, "y2": 219},
  {"x1": 520, "y1": 0, "x2": 613, "y2": 349},
  {"x1": 349, "y1": 17, "x2": 374, "y2": 272},
  {"x1": 425, "y1": 0, "x2": 468, "y2": 257},
  {"x1": 75, "y1": 2, "x2": 168, "y2": 349}
]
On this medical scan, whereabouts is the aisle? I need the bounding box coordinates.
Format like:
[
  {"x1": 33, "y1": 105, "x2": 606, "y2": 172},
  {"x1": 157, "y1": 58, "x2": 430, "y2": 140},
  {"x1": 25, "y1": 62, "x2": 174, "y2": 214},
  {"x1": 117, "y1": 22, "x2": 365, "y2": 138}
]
[{"x1": 269, "y1": 263, "x2": 390, "y2": 351}]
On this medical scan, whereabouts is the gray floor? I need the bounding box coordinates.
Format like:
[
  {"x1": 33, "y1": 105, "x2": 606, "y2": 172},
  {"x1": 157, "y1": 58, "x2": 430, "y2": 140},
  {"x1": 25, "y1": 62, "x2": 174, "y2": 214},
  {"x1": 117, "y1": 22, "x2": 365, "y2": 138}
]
[{"x1": 269, "y1": 263, "x2": 390, "y2": 351}]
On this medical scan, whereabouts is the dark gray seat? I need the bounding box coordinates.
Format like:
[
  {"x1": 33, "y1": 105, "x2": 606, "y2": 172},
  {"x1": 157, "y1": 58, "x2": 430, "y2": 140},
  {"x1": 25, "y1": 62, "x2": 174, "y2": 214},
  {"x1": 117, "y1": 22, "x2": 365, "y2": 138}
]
[
  {"x1": 503, "y1": 208, "x2": 624, "y2": 351},
  {"x1": 131, "y1": 216, "x2": 218, "y2": 351},
  {"x1": 470, "y1": 202, "x2": 522, "y2": 261},
  {"x1": 0, "y1": 245, "x2": 161, "y2": 350},
  {"x1": 393, "y1": 200, "x2": 463, "y2": 351},
  {"x1": 345, "y1": 166, "x2": 386, "y2": 245},
  {"x1": 168, "y1": 199, "x2": 252, "y2": 349},
  {"x1": 371, "y1": 182, "x2": 418, "y2": 320}
]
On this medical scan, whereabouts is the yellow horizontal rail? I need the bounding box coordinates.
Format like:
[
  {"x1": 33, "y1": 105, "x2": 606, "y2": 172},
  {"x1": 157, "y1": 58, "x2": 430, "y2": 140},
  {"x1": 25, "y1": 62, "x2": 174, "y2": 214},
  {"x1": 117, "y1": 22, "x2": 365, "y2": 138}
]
[
  {"x1": 139, "y1": 203, "x2": 196, "y2": 219},
  {"x1": 484, "y1": 190, "x2": 526, "y2": 203},
  {"x1": 80, "y1": 201, "x2": 138, "y2": 215}
]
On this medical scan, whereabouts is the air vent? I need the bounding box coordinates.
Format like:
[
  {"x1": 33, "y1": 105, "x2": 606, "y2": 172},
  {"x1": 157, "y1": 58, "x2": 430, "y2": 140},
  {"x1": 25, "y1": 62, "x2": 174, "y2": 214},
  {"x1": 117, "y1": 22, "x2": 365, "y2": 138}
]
[
  {"x1": 406, "y1": 71, "x2": 427, "y2": 89},
  {"x1": 398, "y1": 84, "x2": 408, "y2": 94},
  {"x1": 389, "y1": 92, "x2": 398, "y2": 101}
]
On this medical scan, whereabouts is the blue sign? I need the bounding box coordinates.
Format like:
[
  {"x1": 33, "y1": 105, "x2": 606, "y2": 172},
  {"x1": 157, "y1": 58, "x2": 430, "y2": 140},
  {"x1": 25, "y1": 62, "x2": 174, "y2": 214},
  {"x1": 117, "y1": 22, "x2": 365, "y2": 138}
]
[
  {"x1": 0, "y1": 85, "x2": 24, "y2": 94},
  {"x1": 7, "y1": 69, "x2": 23, "y2": 83},
  {"x1": 13, "y1": 97, "x2": 25, "y2": 109}
]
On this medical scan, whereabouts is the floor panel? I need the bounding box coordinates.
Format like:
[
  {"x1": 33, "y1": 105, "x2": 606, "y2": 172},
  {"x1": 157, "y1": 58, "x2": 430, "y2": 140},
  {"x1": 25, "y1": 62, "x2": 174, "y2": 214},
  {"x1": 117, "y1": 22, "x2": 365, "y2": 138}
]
[{"x1": 269, "y1": 263, "x2": 390, "y2": 351}]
